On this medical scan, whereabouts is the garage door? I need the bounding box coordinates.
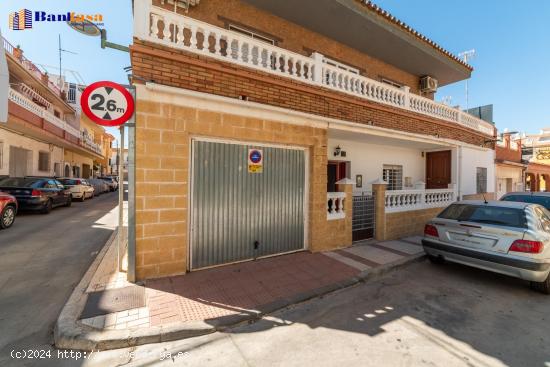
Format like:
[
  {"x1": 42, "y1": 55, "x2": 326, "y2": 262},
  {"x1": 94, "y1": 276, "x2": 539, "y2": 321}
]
[{"x1": 190, "y1": 140, "x2": 307, "y2": 270}]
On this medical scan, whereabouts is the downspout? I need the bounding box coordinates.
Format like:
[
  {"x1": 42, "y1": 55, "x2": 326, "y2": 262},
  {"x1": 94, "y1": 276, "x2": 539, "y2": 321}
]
[{"x1": 457, "y1": 146, "x2": 462, "y2": 200}]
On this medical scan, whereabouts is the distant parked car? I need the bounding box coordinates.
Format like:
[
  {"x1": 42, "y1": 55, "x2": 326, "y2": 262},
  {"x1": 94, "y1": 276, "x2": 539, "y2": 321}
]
[
  {"x1": 99, "y1": 176, "x2": 118, "y2": 192},
  {"x1": 0, "y1": 177, "x2": 71, "y2": 214},
  {"x1": 501, "y1": 192, "x2": 550, "y2": 210},
  {"x1": 58, "y1": 178, "x2": 95, "y2": 202},
  {"x1": 423, "y1": 200, "x2": 550, "y2": 294},
  {"x1": 88, "y1": 178, "x2": 109, "y2": 195},
  {"x1": 0, "y1": 191, "x2": 17, "y2": 229}
]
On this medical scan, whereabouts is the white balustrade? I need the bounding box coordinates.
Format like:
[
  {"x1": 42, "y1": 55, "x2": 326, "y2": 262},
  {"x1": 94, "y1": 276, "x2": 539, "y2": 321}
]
[
  {"x1": 134, "y1": 1, "x2": 496, "y2": 137},
  {"x1": 327, "y1": 192, "x2": 346, "y2": 220},
  {"x1": 385, "y1": 188, "x2": 455, "y2": 213},
  {"x1": 8, "y1": 87, "x2": 81, "y2": 139}
]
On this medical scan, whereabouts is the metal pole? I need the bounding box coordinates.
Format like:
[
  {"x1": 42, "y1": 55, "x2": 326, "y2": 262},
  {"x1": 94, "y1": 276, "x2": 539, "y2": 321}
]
[
  {"x1": 118, "y1": 126, "x2": 124, "y2": 271},
  {"x1": 127, "y1": 87, "x2": 136, "y2": 282}
]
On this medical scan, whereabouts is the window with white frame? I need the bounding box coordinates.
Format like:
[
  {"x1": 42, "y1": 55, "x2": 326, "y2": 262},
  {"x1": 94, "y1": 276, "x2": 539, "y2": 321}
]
[
  {"x1": 383, "y1": 165, "x2": 403, "y2": 191},
  {"x1": 38, "y1": 151, "x2": 50, "y2": 172},
  {"x1": 228, "y1": 24, "x2": 275, "y2": 45},
  {"x1": 476, "y1": 167, "x2": 488, "y2": 194}
]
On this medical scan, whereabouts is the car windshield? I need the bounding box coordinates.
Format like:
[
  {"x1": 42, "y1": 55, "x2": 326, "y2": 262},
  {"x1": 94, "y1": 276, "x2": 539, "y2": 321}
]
[
  {"x1": 59, "y1": 179, "x2": 80, "y2": 185},
  {"x1": 438, "y1": 204, "x2": 527, "y2": 228},
  {"x1": 501, "y1": 194, "x2": 550, "y2": 210},
  {"x1": 0, "y1": 177, "x2": 44, "y2": 188}
]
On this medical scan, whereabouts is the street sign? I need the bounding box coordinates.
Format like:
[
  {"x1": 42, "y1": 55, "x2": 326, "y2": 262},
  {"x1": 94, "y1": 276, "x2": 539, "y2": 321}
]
[
  {"x1": 248, "y1": 149, "x2": 263, "y2": 173},
  {"x1": 81, "y1": 81, "x2": 134, "y2": 126}
]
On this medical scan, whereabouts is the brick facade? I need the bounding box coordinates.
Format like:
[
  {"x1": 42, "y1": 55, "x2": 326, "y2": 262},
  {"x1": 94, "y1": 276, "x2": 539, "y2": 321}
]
[
  {"x1": 496, "y1": 135, "x2": 522, "y2": 163},
  {"x1": 131, "y1": 40, "x2": 493, "y2": 147},
  {"x1": 134, "y1": 92, "x2": 351, "y2": 280},
  {"x1": 385, "y1": 207, "x2": 444, "y2": 240}
]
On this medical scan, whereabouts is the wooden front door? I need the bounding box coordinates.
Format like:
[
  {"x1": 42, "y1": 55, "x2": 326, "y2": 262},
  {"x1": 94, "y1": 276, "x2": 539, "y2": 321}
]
[{"x1": 426, "y1": 150, "x2": 451, "y2": 189}]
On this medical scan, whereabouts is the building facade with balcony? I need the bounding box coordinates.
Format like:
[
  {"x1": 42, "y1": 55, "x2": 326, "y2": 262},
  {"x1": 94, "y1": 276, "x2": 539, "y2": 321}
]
[
  {"x1": 1, "y1": 38, "x2": 105, "y2": 179},
  {"x1": 518, "y1": 129, "x2": 550, "y2": 192},
  {"x1": 130, "y1": 0, "x2": 497, "y2": 280},
  {"x1": 495, "y1": 132, "x2": 525, "y2": 199}
]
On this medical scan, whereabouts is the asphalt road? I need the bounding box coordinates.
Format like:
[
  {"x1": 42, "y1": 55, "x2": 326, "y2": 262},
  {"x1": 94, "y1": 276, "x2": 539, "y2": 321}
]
[
  {"x1": 0, "y1": 190, "x2": 120, "y2": 366},
  {"x1": 87, "y1": 259, "x2": 549, "y2": 367}
]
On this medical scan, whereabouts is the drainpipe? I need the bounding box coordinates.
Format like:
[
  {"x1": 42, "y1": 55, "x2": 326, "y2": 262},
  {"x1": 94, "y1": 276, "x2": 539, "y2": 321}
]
[{"x1": 457, "y1": 146, "x2": 463, "y2": 200}]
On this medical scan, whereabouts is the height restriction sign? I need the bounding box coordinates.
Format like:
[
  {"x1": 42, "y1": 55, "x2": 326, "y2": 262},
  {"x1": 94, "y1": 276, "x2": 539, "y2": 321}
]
[{"x1": 81, "y1": 81, "x2": 135, "y2": 127}]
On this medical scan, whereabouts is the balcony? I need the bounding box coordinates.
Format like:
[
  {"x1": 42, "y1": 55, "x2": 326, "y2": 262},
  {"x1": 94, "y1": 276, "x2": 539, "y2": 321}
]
[
  {"x1": 134, "y1": 1, "x2": 495, "y2": 137},
  {"x1": 80, "y1": 133, "x2": 103, "y2": 155}
]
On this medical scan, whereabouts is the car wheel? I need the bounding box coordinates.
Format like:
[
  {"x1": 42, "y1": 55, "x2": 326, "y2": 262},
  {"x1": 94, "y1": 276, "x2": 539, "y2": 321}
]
[
  {"x1": 0, "y1": 205, "x2": 16, "y2": 229},
  {"x1": 42, "y1": 199, "x2": 52, "y2": 214},
  {"x1": 65, "y1": 195, "x2": 72, "y2": 207},
  {"x1": 530, "y1": 274, "x2": 550, "y2": 294},
  {"x1": 427, "y1": 253, "x2": 444, "y2": 264}
]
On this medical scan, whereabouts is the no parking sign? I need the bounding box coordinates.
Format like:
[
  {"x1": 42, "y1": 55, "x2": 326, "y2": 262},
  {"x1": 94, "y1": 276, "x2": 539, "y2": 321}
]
[{"x1": 248, "y1": 149, "x2": 263, "y2": 173}]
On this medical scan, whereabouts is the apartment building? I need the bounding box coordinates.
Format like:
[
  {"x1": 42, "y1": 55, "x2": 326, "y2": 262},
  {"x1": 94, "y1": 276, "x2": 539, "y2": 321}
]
[
  {"x1": 1, "y1": 38, "x2": 107, "y2": 180},
  {"x1": 495, "y1": 131, "x2": 525, "y2": 198},
  {"x1": 130, "y1": 0, "x2": 497, "y2": 279}
]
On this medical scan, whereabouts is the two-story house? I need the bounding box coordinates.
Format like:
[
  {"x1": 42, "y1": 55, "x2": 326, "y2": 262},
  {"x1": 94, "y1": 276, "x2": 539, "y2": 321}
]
[
  {"x1": 517, "y1": 129, "x2": 550, "y2": 192},
  {"x1": 495, "y1": 131, "x2": 525, "y2": 198},
  {"x1": 130, "y1": 0, "x2": 497, "y2": 280},
  {"x1": 1, "y1": 38, "x2": 105, "y2": 179}
]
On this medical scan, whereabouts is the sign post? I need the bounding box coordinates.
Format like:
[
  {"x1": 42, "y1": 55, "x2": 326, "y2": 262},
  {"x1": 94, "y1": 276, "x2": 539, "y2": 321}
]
[{"x1": 81, "y1": 81, "x2": 135, "y2": 274}]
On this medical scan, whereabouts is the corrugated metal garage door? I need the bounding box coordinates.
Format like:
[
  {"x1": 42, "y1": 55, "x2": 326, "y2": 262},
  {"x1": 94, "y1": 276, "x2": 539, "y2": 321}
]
[{"x1": 190, "y1": 140, "x2": 306, "y2": 270}]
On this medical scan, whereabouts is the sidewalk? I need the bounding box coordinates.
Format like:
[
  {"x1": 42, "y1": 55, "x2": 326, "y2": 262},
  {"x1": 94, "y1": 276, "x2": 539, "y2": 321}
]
[{"x1": 55, "y1": 235, "x2": 425, "y2": 351}]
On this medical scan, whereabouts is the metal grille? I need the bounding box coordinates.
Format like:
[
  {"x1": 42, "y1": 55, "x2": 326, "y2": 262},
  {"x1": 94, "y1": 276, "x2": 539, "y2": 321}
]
[
  {"x1": 352, "y1": 192, "x2": 375, "y2": 241},
  {"x1": 383, "y1": 165, "x2": 403, "y2": 190},
  {"x1": 476, "y1": 167, "x2": 488, "y2": 194},
  {"x1": 67, "y1": 83, "x2": 77, "y2": 104},
  {"x1": 191, "y1": 140, "x2": 306, "y2": 270}
]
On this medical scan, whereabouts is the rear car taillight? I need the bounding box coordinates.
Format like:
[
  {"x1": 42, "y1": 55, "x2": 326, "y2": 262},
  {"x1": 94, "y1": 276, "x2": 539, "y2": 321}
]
[
  {"x1": 424, "y1": 224, "x2": 439, "y2": 238},
  {"x1": 31, "y1": 189, "x2": 42, "y2": 197},
  {"x1": 509, "y1": 240, "x2": 544, "y2": 254},
  {"x1": 76, "y1": 180, "x2": 82, "y2": 185}
]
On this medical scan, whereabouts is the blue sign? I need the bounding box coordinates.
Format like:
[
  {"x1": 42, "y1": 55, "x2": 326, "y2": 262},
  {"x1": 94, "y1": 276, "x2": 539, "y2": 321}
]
[{"x1": 249, "y1": 150, "x2": 262, "y2": 164}]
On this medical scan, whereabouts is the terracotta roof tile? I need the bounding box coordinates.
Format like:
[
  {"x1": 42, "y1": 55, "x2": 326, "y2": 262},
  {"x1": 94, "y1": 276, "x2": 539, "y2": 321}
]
[{"x1": 359, "y1": 0, "x2": 473, "y2": 71}]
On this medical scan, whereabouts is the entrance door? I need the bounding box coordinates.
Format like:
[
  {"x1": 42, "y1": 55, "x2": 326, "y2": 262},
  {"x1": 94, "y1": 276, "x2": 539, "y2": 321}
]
[
  {"x1": 190, "y1": 140, "x2": 306, "y2": 270},
  {"x1": 426, "y1": 150, "x2": 451, "y2": 189},
  {"x1": 9, "y1": 146, "x2": 30, "y2": 177}
]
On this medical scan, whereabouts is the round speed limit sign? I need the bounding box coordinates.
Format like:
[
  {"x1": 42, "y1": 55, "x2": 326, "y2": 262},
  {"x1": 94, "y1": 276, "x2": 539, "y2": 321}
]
[{"x1": 81, "y1": 81, "x2": 135, "y2": 127}]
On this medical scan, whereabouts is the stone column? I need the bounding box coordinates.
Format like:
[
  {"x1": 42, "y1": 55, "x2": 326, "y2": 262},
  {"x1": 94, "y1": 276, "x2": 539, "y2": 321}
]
[{"x1": 372, "y1": 180, "x2": 388, "y2": 241}]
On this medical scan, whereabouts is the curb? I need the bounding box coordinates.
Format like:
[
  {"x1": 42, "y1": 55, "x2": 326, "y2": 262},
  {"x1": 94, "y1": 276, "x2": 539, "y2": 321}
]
[{"x1": 54, "y1": 239, "x2": 425, "y2": 351}]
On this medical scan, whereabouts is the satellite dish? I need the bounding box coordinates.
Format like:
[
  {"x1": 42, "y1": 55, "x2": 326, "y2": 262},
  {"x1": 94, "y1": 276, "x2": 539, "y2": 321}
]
[{"x1": 66, "y1": 19, "x2": 101, "y2": 37}]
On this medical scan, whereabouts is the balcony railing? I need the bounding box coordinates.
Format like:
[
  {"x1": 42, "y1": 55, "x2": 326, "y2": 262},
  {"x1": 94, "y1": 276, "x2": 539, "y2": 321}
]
[
  {"x1": 81, "y1": 133, "x2": 103, "y2": 154},
  {"x1": 327, "y1": 192, "x2": 347, "y2": 220},
  {"x1": 8, "y1": 87, "x2": 80, "y2": 138},
  {"x1": 134, "y1": 1, "x2": 495, "y2": 137},
  {"x1": 385, "y1": 188, "x2": 456, "y2": 213}
]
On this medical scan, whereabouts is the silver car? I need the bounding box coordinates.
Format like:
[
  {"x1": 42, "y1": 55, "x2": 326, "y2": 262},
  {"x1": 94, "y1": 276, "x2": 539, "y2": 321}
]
[{"x1": 422, "y1": 200, "x2": 550, "y2": 294}]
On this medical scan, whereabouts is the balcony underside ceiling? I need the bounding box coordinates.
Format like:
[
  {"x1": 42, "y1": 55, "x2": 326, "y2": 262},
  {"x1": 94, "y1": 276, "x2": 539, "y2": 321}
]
[
  {"x1": 328, "y1": 128, "x2": 451, "y2": 150},
  {"x1": 242, "y1": 0, "x2": 471, "y2": 86}
]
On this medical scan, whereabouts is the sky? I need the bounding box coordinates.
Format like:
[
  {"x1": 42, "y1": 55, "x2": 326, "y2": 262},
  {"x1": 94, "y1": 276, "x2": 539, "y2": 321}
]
[{"x1": 1, "y1": 0, "x2": 549, "y2": 136}]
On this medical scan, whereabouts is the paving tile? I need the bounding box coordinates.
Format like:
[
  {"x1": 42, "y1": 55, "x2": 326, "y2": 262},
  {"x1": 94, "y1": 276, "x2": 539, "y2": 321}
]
[
  {"x1": 376, "y1": 240, "x2": 424, "y2": 255},
  {"x1": 343, "y1": 245, "x2": 403, "y2": 265},
  {"x1": 322, "y1": 251, "x2": 371, "y2": 271}
]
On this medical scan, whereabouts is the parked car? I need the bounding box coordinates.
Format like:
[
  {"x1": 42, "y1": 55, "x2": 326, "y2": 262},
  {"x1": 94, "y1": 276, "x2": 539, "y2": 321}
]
[
  {"x1": 0, "y1": 177, "x2": 72, "y2": 214},
  {"x1": 0, "y1": 191, "x2": 18, "y2": 229},
  {"x1": 99, "y1": 176, "x2": 118, "y2": 192},
  {"x1": 88, "y1": 178, "x2": 109, "y2": 195},
  {"x1": 58, "y1": 178, "x2": 95, "y2": 202},
  {"x1": 501, "y1": 192, "x2": 550, "y2": 210},
  {"x1": 423, "y1": 200, "x2": 550, "y2": 294}
]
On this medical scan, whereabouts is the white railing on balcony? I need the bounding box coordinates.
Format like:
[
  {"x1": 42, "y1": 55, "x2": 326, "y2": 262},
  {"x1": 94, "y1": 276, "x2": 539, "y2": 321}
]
[
  {"x1": 385, "y1": 188, "x2": 456, "y2": 213},
  {"x1": 8, "y1": 87, "x2": 80, "y2": 138},
  {"x1": 134, "y1": 1, "x2": 496, "y2": 137},
  {"x1": 327, "y1": 192, "x2": 347, "y2": 220}
]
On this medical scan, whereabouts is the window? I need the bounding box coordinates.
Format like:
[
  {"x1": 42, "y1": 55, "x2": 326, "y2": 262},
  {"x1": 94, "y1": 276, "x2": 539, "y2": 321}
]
[
  {"x1": 383, "y1": 165, "x2": 403, "y2": 191},
  {"x1": 228, "y1": 24, "x2": 275, "y2": 45},
  {"x1": 476, "y1": 167, "x2": 487, "y2": 194},
  {"x1": 381, "y1": 78, "x2": 403, "y2": 89},
  {"x1": 38, "y1": 151, "x2": 50, "y2": 172},
  {"x1": 438, "y1": 204, "x2": 527, "y2": 229},
  {"x1": 501, "y1": 194, "x2": 550, "y2": 210}
]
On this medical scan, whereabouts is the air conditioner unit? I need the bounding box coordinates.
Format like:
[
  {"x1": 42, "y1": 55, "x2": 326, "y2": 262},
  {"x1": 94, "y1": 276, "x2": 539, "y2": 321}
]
[{"x1": 420, "y1": 76, "x2": 438, "y2": 93}]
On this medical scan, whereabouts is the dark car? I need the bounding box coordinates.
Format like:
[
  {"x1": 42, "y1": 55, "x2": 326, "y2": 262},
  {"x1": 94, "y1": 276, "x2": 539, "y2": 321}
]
[
  {"x1": 0, "y1": 191, "x2": 18, "y2": 229},
  {"x1": 501, "y1": 192, "x2": 550, "y2": 210},
  {"x1": 0, "y1": 177, "x2": 72, "y2": 214}
]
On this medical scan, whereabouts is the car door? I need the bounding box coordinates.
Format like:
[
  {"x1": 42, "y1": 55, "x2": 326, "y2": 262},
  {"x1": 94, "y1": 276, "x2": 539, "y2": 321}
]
[
  {"x1": 55, "y1": 180, "x2": 69, "y2": 202},
  {"x1": 47, "y1": 180, "x2": 63, "y2": 205}
]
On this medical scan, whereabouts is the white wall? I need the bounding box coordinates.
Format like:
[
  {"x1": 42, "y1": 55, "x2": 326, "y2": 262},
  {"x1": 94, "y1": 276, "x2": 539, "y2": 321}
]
[
  {"x1": 327, "y1": 138, "x2": 426, "y2": 192},
  {"x1": 0, "y1": 128, "x2": 64, "y2": 177},
  {"x1": 459, "y1": 147, "x2": 496, "y2": 197}
]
